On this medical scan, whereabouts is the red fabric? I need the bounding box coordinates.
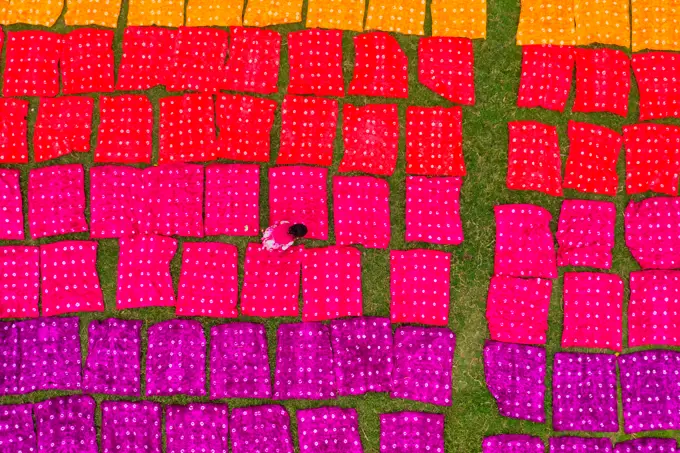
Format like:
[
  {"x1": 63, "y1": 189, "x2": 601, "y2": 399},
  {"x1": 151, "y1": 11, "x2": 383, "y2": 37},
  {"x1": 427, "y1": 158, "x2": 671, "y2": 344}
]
[
  {"x1": 61, "y1": 28, "x2": 115, "y2": 94},
  {"x1": 277, "y1": 95, "x2": 338, "y2": 166},
  {"x1": 405, "y1": 176, "x2": 463, "y2": 245},
  {"x1": 557, "y1": 200, "x2": 616, "y2": 269},
  {"x1": 28, "y1": 164, "x2": 88, "y2": 240},
  {"x1": 562, "y1": 272, "x2": 623, "y2": 352},
  {"x1": 159, "y1": 94, "x2": 218, "y2": 164},
  {"x1": 0, "y1": 169, "x2": 24, "y2": 240},
  {"x1": 177, "y1": 242, "x2": 238, "y2": 318},
  {"x1": 269, "y1": 166, "x2": 328, "y2": 240},
  {"x1": 165, "y1": 27, "x2": 229, "y2": 93},
  {"x1": 349, "y1": 32, "x2": 408, "y2": 98},
  {"x1": 406, "y1": 106, "x2": 465, "y2": 176},
  {"x1": 90, "y1": 166, "x2": 144, "y2": 239},
  {"x1": 507, "y1": 121, "x2": 563, "y2": 196},
  {"x1": 95, "y1": 95, "x2": 153, "y2": 164},
  {"x1": 625, "y1": 197, "x2": 680, "y2": 270},
  {"x1": 563, "y1": 120, "x2": 622, "y2": 197},
  {"x1": 117, "y1": 234, "x2": 177, "y2": 309},
  {"x1": 0, "y1": 246, "x2": 39, "y2": 319},
  {"x1": 116, "y1": 26, "x2": 178, "y2": 91},
  {"x1": 40, "y1": 241, "x2": 104, "y2": 317},
  {"x1": 632, "y1": 52, "x2": 680, "y2": 122},
  {"x1": 573, "y1": 48, "x2": 630, "y2": 117},
  {"x1": 517, "y1": 45, "x2": 575, "y2": 112},
  {"x1": 494, "y1": 204, "x2": 557, "y2": 278},
  {"x1": 0, "y1": 99, "x2": 29, "y2": 163},
  {"x1": 205, "y1": 164, "x2": 260, "y2": 236},
  {"x1": 418, "y1": 37, "x2": 475, "y2": 105},
  {"x1": 333, "y1": 176, "x2": 391, "y2": 249},
  {"x1": 34, "y1": 97, "x2": 94, "y2": 162},
  {"x1": 628, "y1": 270, "x2": 680, "y2": 347},
  {"x1": 240, "y1": 243, "x2": 303, "y2": 317},
  {"x1": 301, "y1": 246, "x2": 363, "y2": 322},
  {"x1": 340, "y1": 104, "x2": 399, "y2": 176},
  {"x1": 288, "y1": 29, "x2": 344, "y2": 97},
  {"x1": 3, "y1": 31, "x2": 61, "y2": 97},
  {"x1": 215, "y1": 94, "x2": 277, "y2": 163},
  {"x1": 486, "y1": 276, "x2": 551, "y2": 345},
  {"x1": 623, "y1": 123, "x2": 680, "y2": 196},
  {"x1": 223, "y1": 27, "x2": 281, "y2": 94},
  {"x1": 390, "y1": 249, "x2": 451, "y2": 326}
]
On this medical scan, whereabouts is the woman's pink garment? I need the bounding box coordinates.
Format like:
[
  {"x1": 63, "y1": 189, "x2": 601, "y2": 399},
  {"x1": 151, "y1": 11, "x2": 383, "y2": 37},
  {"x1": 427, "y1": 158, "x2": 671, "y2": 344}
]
[{"x1": 262, "y1": 222, "x2": 295, "y2": 252}]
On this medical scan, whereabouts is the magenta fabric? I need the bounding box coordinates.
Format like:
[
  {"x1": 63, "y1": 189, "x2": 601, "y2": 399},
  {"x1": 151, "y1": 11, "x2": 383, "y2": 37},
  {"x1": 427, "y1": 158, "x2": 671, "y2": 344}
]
[
  {"x1": 230, "y1": 405, "x2": 294, "y2": 453},
  {"x1": 550, "y1": 437, "x2": 613, "y2": 452},
  {"x1": 0, "y1": 169, "x2": 23, "y2": 240},
  {"x1": 166, "y1": 403, "x2": 229, "y2": 453},
  {"x1": 288, "y1": 29, "x2": 344, "y2": 97},
  {"x1": 391, "y1": 326, "x2": 455, "y2": 406},
  {"x1": 517, "y1": 45, "x2": 575, "y2": 112},
  {"x1": 331, "y1": 317, "x2": 393, "y2": 396},
  {"x1": 0, "y1": 403, "x2": 36, "y2": 453},
  {"x1": 0, "y1": 247, "x2": 39, "y2": 319},
  {"x1": 632, "y1": 51, "x2": 680, "y2": 122},
  {"x1": 61, "y1": 28, "x2": 115, "y2": 94},
  {"x1": 483, "y1": 340, "x2": 546, "y2": 423},
  {"x1": 205, "y1": 164, "x2": 260, "y2": 236},
  {"x1": 223, "y1": 26, "x2": 281, "y2": 94},
  {"x1": 274, "y1": 322, "x2": 337, "y2": 400},
  {"x1": 35, "y1": 396, "x2": 97, "y2": 453},
  {"x1": 380, "y1": 412, "x2": 445, "y2": 453},
  {"x1": 146, "y1": 319, "x2": 206, "y2": 397},
  {"x1": 615, "y1": 438, "x2": 678, "y2": 452},
  {"x1": 625, "y1": 197, "x2": 680, "y2": 270},
  {"x1": 28, "y1": 164, "x2": 87, "y2": 240},
  {"x1": 117, "y1": 234, "x2": 177, "y2": 309},
  {"x1": 494, "y1": 204, "x2": 557, "y2": 278},
  {"x1": 557, "y1": 200, "x2": 616, "y2": 269},
  {"x1": 628, "y1": 270, "x2": 680, "y2": 347},
  {"x1": 333, "y1": 176, "x2": 391, "y2": 249},
  {"x1": 297, "y1": 407, "x2": 363, "y2": 453},
  {"x1": 552, "y1": 352, "x2": 619, "y2": 432},
  {"x1": 405, "y1": 176, "x2": 463, "y2": 245},
  {"x1": 3, "y1": 31, "x2": 61, "y2": 97},
  {"x1": 0, "y1": 322, "x2": 19, "y2": 395},
  {"x1": 483, "y1": 435, "x2": 545, "y2": 453},
  {"x1": 210, "y1": 322, "x2": 272, "y2": 399},
  {"x1": 349, "y1": 32, "x2": 408, "y2": 98},
  {"x1": 101, "y1": 401, "x2": 161, "y2": 453},
  {"x1": 90, "y1": 165, "x2": 144, "y2": 238}
]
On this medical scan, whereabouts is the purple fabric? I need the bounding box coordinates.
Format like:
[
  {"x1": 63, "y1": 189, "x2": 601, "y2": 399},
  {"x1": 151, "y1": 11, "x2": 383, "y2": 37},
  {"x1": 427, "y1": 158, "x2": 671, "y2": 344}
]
[
  {"x1": 483, "y1": 340, "x2": 546, "y2": 423},
  {"x1": 0, "y1": 403, "x2": 36, "y2": 453},
  {"x1": 297, "y1": 407, "x2": 363, "y2": 453},
  {"x1": 83, "y1": 318, "x2": 142, "y2": 396},
  {"x1": 615, "y1": 438, "x2": 678, "y2": 452},
  {"x1": 483, "y1": 435, "x2": 545, "y2": 453},
  {"x1": 0, "y1": 322, "x2": 18, "y2": 395},
  {"x1": 210, "y1": 322, "x2": 272, "y2": 399},
  {"x1": 274, "y1": 322, "x2": 336, "y2": 400},
  {"x1": 552, "y1": 352, "x2": 619, "y2": 432},
  {"x1": 550, "y1": 437, "x2": 613, "y2": 452},
  {"x1": 35, "y1": 396, "x2": 97, "y2": 453},
  {"x1": 619, "y1": 350, "x2": 680, "y2": 433},
  {"x1": 230, "y1": 405, "x2": 294, "y2": 453},
  {"x1": 391, "y1": 326, "x2": 455, "y2": 406},
  {"x1": 380, "y1": 412, "x2": 444, "y2": 453},
  {"x1": 166, "y1": 403, "x2": 229, "y2": 453},
  {"x1": 146, "y1": 319, "x2": 206, "y2": 396},
  {"x1": 101, "y1": 400, "x2": 161, "y2": 453},
  {"x1": 330, "y1": 317, "x2": 393, "y2": 396}
]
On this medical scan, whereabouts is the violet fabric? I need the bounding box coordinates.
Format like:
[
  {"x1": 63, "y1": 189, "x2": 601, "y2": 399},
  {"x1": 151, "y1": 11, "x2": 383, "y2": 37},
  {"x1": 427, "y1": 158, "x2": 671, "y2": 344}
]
[
  {"x1": 297, "y1": 407, "x2": 363, "y2": 453},
  {"x1": 483, "y1": 340, "x2": 546, "y2": 423},
  {"x1": 35, "y1": 396, "x2": 97, "y2": 453},
  {"x1": 550, "y1": 437, "x2": 613, "y2": 452},
  {"x1": 0, "y1": 246, "x2": 40, "y2": 319},
  {"x1": 230, "y1": 405, "x2": 294, "y2": 453},
  {"x1": 483, "y1": 435, "x2": 545, "y2": 453},
  {"x1": 618, "y1": 349, "x2": 680, "y2": 433},
  {"x1": 615, "y1": 438, "x2": 678, "y2": 452},
  {"x1": 557, "y1": 200, "x2": 616, "y2": 269},
  {"x1": 552, "y1": 352, "x2": 619, "y2": 432},
  {"x1": 330, "y1": 317, "x2": 393, "y2": 396},
  {"x1": 625, "y1": 197, "x2": 680, "y2": 270},
  {"x1": 380, "y1": 412, "x2": 444, "y2": 453},
  {"x1": 391, "y1": 326, "x2": 455, "y2": 406},
  {"x1": 101, "y1": 400, "x2": 161, "y2": 453},
  {"x1": 83, "y1": 318, "x2": 142, "y2": 396},
  {"x1": 0, "y1": 322, "x2": 19, "y2": 395},
  {"x1": 274, "y1": 322, "x2": 337, "y2": 400},
  {"x1": 146, "y1": 319, "x2": 206, "y2": 396},
  {"x1": 0, "y1": 403, "x2": 36, "y2": 453},
  {"x1": 210, "y1": 322, "x2": 272, "y2": 399},
  {"x1": 166, "y1": 403, "x2": 229, "y2": 453}
]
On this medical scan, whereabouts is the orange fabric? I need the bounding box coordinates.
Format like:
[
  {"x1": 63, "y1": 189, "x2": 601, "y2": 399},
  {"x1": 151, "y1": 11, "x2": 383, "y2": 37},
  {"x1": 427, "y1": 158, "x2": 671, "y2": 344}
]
[
  {"x1": 632, "y1": 0, "x2": 680, "y2": 52},
  {"x1": 64, "y1": 0, "x2": 122, "y2": 27},
  {"x1": 516, "y1": 0, "x2": 576, "y2": 45},
  {"x1": 243, "y1": 0, "x2": 303, "y2": 26},
  {"x1": 574, "y1": 0, "x2": 629, "y2": 47},
  {"x1": 365, "y1": 0, "x2": 426, "y2": 35},
  {"x1": 306, "y1": 0, "x2": 365, "y2": 31},
  {"x1": 127, "y1": 0, "x2": 184, "y2": 26},
  {"x1": 186, "y1": 0, "x2": 244, "y2": 26},
  {"x1": 1, "y1": 0, "x2": 63, "y2": 25},
  {"x1": 431, "y1": 0, "x2": 487, "y2": 39}
]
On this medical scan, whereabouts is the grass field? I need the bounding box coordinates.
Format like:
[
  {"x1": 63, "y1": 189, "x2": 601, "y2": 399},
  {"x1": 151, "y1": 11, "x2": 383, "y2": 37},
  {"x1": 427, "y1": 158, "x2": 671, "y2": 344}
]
[{"x1": 0, "y1": 0, "x2": 673, "y2": 451}]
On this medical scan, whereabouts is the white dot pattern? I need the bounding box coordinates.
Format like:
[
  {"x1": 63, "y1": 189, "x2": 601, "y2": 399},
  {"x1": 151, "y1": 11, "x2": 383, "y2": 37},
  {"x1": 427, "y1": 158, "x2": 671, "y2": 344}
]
[
  {"x1": 0, "y1": 169, "x2": 24, "y2": 240},
  {"x1": 223, "y1": 27, "x2": 281, "y2": 94},
  {"x1": 349, "y1": 32, "x2": 408, "y2": 98},
  {"x1": 406, "y1": 106, "x2": 465, "y2": 176},
  {"x1": 418, "y1": 37, "x2": 475, "y2": 105},
  {"x1": 0, "y1": 247, "x2": 39, "y2": 319},
  {"x1": 101, "y1": 400, "x2": 161, "y2": 453},
  {"x1": 573, "y1": 47, "x2": 630, "y2": 117},
  {"x1": 243, "y1": 0, "x2": 303, "y2": 27},
  {"x1": 624, "y1": 196, "x2": 680, "y2": 270},
  {"x1": 3, "y1": 31, "x2": 61, "y2": 97},
  {"x1": 166, "y1": 403, "x2": 229, "y2": 453},
  {"x1": 365, "y1": 0, "x2": 426, "y2": 35},
  {"x1": 340, "y1": 104, "x2": 399, "y2": 176},
  {"x1": 297, "y1": 407, "x2": 363, "y2": 453},
  {"x1": 230, "y1": 405, "x2": 294, "y2": 453},
  {"x1": 116, "y1": 26, "x2": 178, "y2": 91},
  {"x1": 288, "y1": 29, "x2": 345, "y2": 97},
  {"x1": 305, "y1": 0, "x2": 365, "y2": 31},
  {"x1": 574, "y1": 0, "x2": 630, "y2": 47},
  {"x1": 631, "y1": 0, "x2": 680, "y2": 52},
  {"x1": 34, "y1": 96, "x2": 94, "y2": 163},
  {"x1": 615, "y1": 438, "x2": 678, "y2": 452},
  {"x1": 628, "y1": 270, "x2": 680, "y2": 348},
  {"x1": 159, "y1": 94, "x2": 218, "y2": 164},
  {"x1": 550, "y1": 436, "x2": 614, "y2": 452},
  {"x1": 0, "y1": 322, "x2": 19, "y2": 395},
  {"x1": 380, "y1": 412, "x2": 445, "y2": 453},
  {"x1": 517, "y1": 44, "x2": 575, "y2": 112},
  {"x1": 216, "y1": 93, "x2": 277, "y2": 162},
  {"x1": 127, "y1": 0, "x2": 184, "y2": 26},
  {"x1": 405, "y1": 176, "x2": 464, "y2": 245},
  {"x1": 623, "y1": 123, "x2": 680, "y2": 196},
  {"x1": 483, "y1": 434, "x2": 544, "y2": 453},
  {"x1": 0, "y1": 99, "x2": 29, "y2": 163},
  {"x1": 35, "y1": 396, "x2": 97, "y2": 453},
  {"x1": 556, "y1": 200, "x2": 616, "y2": 269},
  {"x1": 95, "y1": 95, "x2": 153, "y2": 163},
  {"x1": 431, "y1": 0, "x2": 488, "y2": 39},
  {"x1": 0, "y1": 403, "x2": 36, "y2": 453},
  {"x1": 204, "y1": 163, "x2": 260, "y2": 236},
  {"x1": 515, "y1": 0, "x2": 577, "y2": 45},
  {"x1": 165, "y1": 27, "x2": 229, "y2": 93},
  {"x1": 89, "y1": 165, "x2": 142, "y2": 238},
  {"x1": 632, "y1": 52, "x2": 680, "y2": 122},
  {"x1": 61, "y1": 28, "x2": 115, "y2": 94}
]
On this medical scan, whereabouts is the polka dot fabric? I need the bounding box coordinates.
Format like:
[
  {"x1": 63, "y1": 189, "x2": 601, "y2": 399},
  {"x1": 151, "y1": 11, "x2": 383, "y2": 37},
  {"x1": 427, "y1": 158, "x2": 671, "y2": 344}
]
[
  {"x1": 405, "y1": 176, "x2": 464, "y2": 245},
  {"x1": 406, "y1": 106, "x2": 465, "y2": 176},
  {"x1": 243, "y1": 0, "x2": 303, "y2": 26},
  {"x1": 483, "y1": 340, "x2": 546, "y2": 422},
  {"x1": 574, "y1": 0, "x2": 629, "y2": 46},
  {"x1": 216, "y1": 94, "x2": 277, "y2": 162},
  {"x1": 204, "y1": 164, "x2": 260, "y2": 236},
  {"x1": 551, "y1": 437, "x2": 613, "y2": 452},
  {"x1": 0, "y1": 322, "x2": 19, "y2": 395},
  {"x1": 177, "y1": 242, "x2": 238, "y2": 318},
  {"x1": 516, "y1": 0, "x2": 576, "y2": 45},
  {"x1": 101, "y1": 401, "x2": 161, "y2": 453},
  {"x1": 159, "y1": 94, "x2": 218, "y2": 164},
  {"x1": 632, "y1": 52, "x2": 680, "y2": 121},
  {"x1": 552, "y1": 352, "x2": 619, "y2": 432},
  {"x1": 297, "y1": 407, "x2": 363, "y2": 453},
  {"x1": 230, "y1": 405, "x2": 294, "y2": 453},
  {"x1": 632, "y1": 0, "x2": 680, "y2": 52},
  {"x1": 210, "y1": 322, "x2": 272, "y2": 399},
  {"x1": 35, "y1": 396, "x2": 97, "y2": 453},
  {"x1": 483, "y1": 435, "x2": 545, "y2": 453},
  {"x1": 563, "y1": 120, "x2": 622, "y2": 196},
  {"x1": 0, "y1": 170, "x2": 23, "y2": 240},
  {"x1": 380, "y1": 412, "x2": 445, "y2": 453},
  {"x1": 306, "y1": 0, "x2": 365, "y2": 31},
  {"x1": 83, "y1": 318, "x2": 142, "y2": 396},
  {"x1": 116, "y1": 234, "x2": 177, "y2": 310},
  {"x1": 518, "y1": 45, "x2": 575, "y2": 112},
  {"x1": 507, "y1": 121, "x2": 563, "y2": 197},
  {"x1": 340, "y1": 104, "x2": 399, "y2": 176},
  {"x1": 223, "y1": 27, "x2": 281, "y2": 94},
  {"x1": 623, "y1": 123, "x2": 680, "y2": 196},
  {"x1": 334, "y1": 176, "x2": 391, "y2": 249},
  {"x1": 418, "y1": 37, "x2": 476, "y2": 105},
  {"x1": 573, "y1": 48, "x2": 631, "y2": 117},
  {"x1": 349, "y1": 32, "x2": 408, "y2": 98},
  {"x1": 2, "y1": 0, "x2": 63, "y2": 26},
  {"x1": 34, "y1": 97, "x2": 94, "y2": 162},
  {"x1": 628, "y1": 270, "x2": 680, "y2": 347},
  {"x1": 562, "y1": 272, "x2": 623, "y2": 351},
  {"x1": 116, "y1": 27, "x2": 178, "y2": 91},
  {"x1": 274, "y1": 322, "x2": 337, "y2": 400},
  {"x1": 89, "y1": 166, "x2": 143, "y2": 238},
  {"x1": 165, "y1": 27, "x2": 229, "y2": 93},
  {"x1": 166, "y1": 404, "x2": 229, "y2": 453},
  {"x1": 3, "y1": 31, "x2": 60, "y2": 97},
  {"x1": 391, "y1": 326, "x2": 455, "y2": 406},
  {"x1": 186, "y1": 0, "x2": 244, "y2": 26},
  {"x1": 0, "y1": 404, "x2": 36, "y2": 452},
  {"x1": 625, "y1": 197, "x2": 680, "y2": 270},
  {"x1": 61, "y1": 28, "x2": 114, "y2": 94},
  {"x1": 615, "y1": 438, "x2": 678, "y2": 452},
  {"x1": 288, "y1": 29, "x2": 344, "y2": 97},
  {"x1": 0, "y1": 247, "x2": 38, "y2": 319},
  {"x1": 127, "y1": 0, "x2": 183, "y2": 26},
  {"x1": 0, "y1": 99, "x2": 29, "y2": 163},
  {"x1": 431, "y1": 0, "x2": 487, "y2": 39},
  {"x1": 64, "y1": 0, "x2": 121, "y2": 27},
  {"x1": 556, "y1": 200, "x2": 616, "y2": 269},
  {"x1": 365, "y1": 0, "x2": 426, "y2": 35},
  {"x1": 95, "y1": 95, "x2": 153, "y2": 163}
]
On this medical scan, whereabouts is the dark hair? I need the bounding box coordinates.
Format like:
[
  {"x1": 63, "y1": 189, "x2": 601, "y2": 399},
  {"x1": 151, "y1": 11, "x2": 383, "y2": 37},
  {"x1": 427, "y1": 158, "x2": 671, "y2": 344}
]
[{"x1": 289, "y1": 223, "x2": 308, "y2": 238}]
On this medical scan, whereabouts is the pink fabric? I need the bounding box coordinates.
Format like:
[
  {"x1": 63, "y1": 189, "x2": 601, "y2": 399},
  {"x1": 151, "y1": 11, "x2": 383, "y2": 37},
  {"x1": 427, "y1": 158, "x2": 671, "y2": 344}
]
[
  {"x1": 557, "y1": 200, "x2": 616, "y2": 269},
  {"x1": 573, "y1": 48, "x2": 630, "y2": 117},
  {"x1": 0, "y1": 169, "x2": 23, "y2": 240},
  {"x1": 215, "y1": 94, "x2": 277, "y2": 162},
  {"x1": 159, "y1": 94, "x2": 218, "y2": 164},
  {"x1": 349, "y1": 32, "x2": 408, "y2": 98},
  {"x1": 223, "y1": 26, "x2": 281, "y2": 94},
  {"x1": 95, "y1": 95, "x2": 153, "y2": 163},
  {"x1": 0, "y1": 247, "x2": 39, "y2": 319},
  {"x1": 625, "y1": 197, "x2": 680, "y2": 270},
  {"x1": 333, "y1": 176, "x2": 391, "y2": 249},
  {"x1": 623, "y1": 123, "x2": 680, "y2": 196},
  {"x1": 340, "y1": 104, "x2": 399, "y2": 176},
  {"x1": 632, "y1": 52, "x2": 680, "y2": 122},
  {"x1": 262, "y1": 222, "x2": 295, "y2": 252},
  {"x1": 406, "y1": 106, "x2": 465, "y2": 176},
  {"x1": 90, "y1": 166, "x2": 143, "y2": 238},
  {"x1": 507, "y1": 121, "x2": 563, "y2": 197},
  {"x1": 116, "y1": 26, "x2": 178, "y2": 91},
  {"x1": 204, "y1": 164, "x2": 260, "y2": 236},
  {"x1": 628, "y1": 270, "x2": 680, "y2": 347},
  {"x1": 34, "y1": 97, "x2": 94, "y2": 162},
  {"x1": 61, "y1": 28, "x2": 115, "y2": 94},
  {"x1": 288, "y1": 29, "x2": 344, "y2": 97},
  {"x1": 3, "y1": 31, "x2": 61, "y2": 97},
  {"x1": 517, "y1": 45, "x2": 575, "y2": 112},
  {"x1": 418, "y1": 37, "x2": 475, "y2": 105},
  {"x1": 405, "y1": 176, "x2": 463, "y2": 245},
  {"x1": 0, "y1": 99, "x2": 29, "y2": 163}
]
